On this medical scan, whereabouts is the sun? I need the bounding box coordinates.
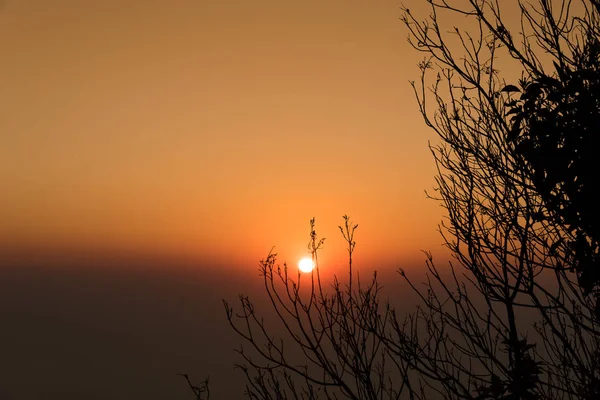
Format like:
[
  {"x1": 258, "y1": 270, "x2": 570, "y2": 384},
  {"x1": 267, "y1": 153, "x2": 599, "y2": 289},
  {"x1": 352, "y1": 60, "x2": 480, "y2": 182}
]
[{"x1": 298, "y1": 257, "x2": 315, "y2": 273}]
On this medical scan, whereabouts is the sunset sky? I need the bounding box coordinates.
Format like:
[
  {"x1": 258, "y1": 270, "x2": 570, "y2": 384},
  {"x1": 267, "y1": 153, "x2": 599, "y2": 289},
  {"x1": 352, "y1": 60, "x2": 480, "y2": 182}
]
[
  {"x1": 0, "y1": 1, "x2": 452, "y2": 398},
  {"x1": 0, "y1": 0, "x2": 446, "y2": 271}
]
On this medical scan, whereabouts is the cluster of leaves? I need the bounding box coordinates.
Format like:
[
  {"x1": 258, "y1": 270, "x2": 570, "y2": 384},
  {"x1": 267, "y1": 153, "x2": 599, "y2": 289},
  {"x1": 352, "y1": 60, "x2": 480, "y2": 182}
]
[{"x1": 504, "y1": 37, "x2": 600, "y2": 297}]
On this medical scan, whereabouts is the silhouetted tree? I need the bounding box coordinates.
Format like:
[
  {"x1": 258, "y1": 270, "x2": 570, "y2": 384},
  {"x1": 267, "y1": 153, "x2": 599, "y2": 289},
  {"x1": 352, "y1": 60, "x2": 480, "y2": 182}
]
[
  {"x1": 393, "y1": 0, "x2": 600, "y2": 398},
  {"x1": 224, "y1": 216, "x2": 413, "y2": 399},
  {"x1": 186, "y1": 1, "x2": 600, "y2": 399}
]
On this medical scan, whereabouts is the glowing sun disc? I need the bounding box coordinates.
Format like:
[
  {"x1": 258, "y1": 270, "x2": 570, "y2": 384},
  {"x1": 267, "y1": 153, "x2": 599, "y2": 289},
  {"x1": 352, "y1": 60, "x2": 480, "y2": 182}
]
[{"x1": 298, "y1": 257, "x2": 315, "y2": 273}]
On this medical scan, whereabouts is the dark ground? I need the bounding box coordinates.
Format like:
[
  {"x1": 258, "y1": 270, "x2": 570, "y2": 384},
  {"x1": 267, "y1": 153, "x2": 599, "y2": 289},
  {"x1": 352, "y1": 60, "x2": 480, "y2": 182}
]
[
  {"x1": 0, "y1": 258, "x2": 423, "y2": 400},
  {"x1": 0, "y1": 264, "x2": 249, "y2": 400}
]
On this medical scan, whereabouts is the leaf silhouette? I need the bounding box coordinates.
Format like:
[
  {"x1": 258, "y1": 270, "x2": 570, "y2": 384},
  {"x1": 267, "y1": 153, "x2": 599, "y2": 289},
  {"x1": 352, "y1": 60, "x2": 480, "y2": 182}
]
[{"x1": 501, "y1": 84, "x2": 520, "y2": 93}]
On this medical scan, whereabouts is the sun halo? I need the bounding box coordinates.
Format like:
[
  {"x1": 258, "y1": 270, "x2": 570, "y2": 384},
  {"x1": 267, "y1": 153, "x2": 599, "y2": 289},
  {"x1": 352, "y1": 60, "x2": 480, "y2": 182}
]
[{"x1": 298, "y1": 257, "x2": 315, "y2": 273}]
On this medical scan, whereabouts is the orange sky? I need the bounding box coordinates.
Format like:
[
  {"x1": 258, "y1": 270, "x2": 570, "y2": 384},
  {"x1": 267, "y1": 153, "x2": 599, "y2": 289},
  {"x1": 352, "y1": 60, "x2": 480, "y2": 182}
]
[{"x1": 0, "y1": 0, "x2": 447, "y2": 272}]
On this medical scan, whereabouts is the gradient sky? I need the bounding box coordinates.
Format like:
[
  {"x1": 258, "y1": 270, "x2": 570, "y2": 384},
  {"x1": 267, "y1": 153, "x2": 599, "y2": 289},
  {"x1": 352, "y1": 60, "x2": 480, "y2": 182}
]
[
  {"x1": 0, "y1": 1, "x2": 455, "y2": 398},
  {"x1": 0, "y1": 0, "x2": 448, "y2": 272}
]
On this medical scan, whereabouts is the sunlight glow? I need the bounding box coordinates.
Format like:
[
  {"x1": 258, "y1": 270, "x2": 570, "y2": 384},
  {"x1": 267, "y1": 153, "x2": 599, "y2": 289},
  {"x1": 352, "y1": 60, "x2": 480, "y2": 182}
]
[{"x1": 298, "y1": 257, "x2": 315, "y2": 273}]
